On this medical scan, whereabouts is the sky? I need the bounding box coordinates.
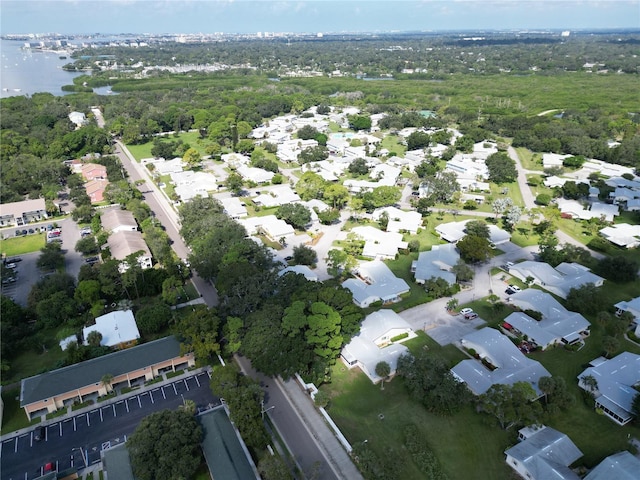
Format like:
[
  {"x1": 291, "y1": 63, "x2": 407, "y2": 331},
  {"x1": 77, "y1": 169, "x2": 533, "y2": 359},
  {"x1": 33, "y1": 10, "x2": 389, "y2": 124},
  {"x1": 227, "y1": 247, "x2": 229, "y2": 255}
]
[{"x1": 1, "y1": 0, "x2": 639, "y2": 35}]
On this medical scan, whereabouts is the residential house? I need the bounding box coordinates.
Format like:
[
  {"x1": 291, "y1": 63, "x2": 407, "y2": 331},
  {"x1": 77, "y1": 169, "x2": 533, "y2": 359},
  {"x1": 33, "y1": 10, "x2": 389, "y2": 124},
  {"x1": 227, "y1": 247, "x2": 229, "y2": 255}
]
[
  {"x1": 451, "y1": 327, "x2": 552, "y2": 396},
  {"x1": 542, "y1": 153, "x2": 570, "y2": 169},
  {"x1": 106, "y1": 230, "x2": 153, "y2": 272},
  {"x1": 238, "y1": 215, "x2": 295, "y2": 242},
  {"x1": 507, "y1": 261, "x2": 603, "y2": 299},
  {"x1": 341, "y1": 309, "x2": 416, "y2": 383},
  {"x1": 584, "y1": 451, "x2": 640, "y2": 480},
  {"x1": 599, "y1": 223, "x2": 640, "y2": 248},
  {"x1": 236, "y1": 165, "x2": 274, "y2": 184},
  {"x1": 614, "y1": 296, "x2": 640, "y2": 336},
  {"x1": 68, "y1": 111, "x2": 87, "y2": 128},
  {"x1": 0, "y1": 198, "x2": 48, "y2": 227},
  {"x1": 412, "y1": 244, "x2": 460, "y2": 286},
  {"x1": 342, "y1": 260, "x2": 410, "y2": 308},
  {"x1": 583, "y1": 159, "x2": 635, "y2": 179},
  {"x1": 435, "y1": 220, "x2": 511, "y2": 245},
  {"x1": 577, "y1": 352, "x2": 640, "y2": 425},
  {"x1": 80, "y1": 163, "x2": 107, "y2": 181},
  {"x1": 220, "y1": 153, "x2": 251, "y2": 168},
  {"x1": 278, "y1": 265, "x2": 319, "y2": 282},
  {"x1": 218, "y1": 196, "x2": 248, "y2": 219},
  {"x1": 253, "y1": 185, "x2": 301, "y2": 208},
  {"x1": 85, "y1": 178, "x2": 110, "y2": 203},
  {"x1": 171, "y1": 171, "x2": 218, "y2": 202},
  {"x1": 343, "y1": 163, "x2": 400, "y2": 193},
  {"x1": 147, "y1": 157, "x2": 184, "y2": 176},
  {"x1": 82, "y1": 310, "x2": 140, "y2": 350},
  {"x1": 20, "y1": 336, "x2": 194, "y2": 420},
  {"x1": 101, "y1": 208, "x2": 138, "y2": 233},
  {"x1": 372, "y1": 206, "x2": 422, "y2": 234},
  {"x1": 504, "y1": 425, "x2": 582, "y2": 480},
  {"x1": 544, "y1": 176, "x2": 568, "y2": 188},
  {"x1": 508, "y1": 289, "x2": 591, "y2": 346},
  {"x1": 351, "y1": 226, "x2": 408, "y2": 260}
]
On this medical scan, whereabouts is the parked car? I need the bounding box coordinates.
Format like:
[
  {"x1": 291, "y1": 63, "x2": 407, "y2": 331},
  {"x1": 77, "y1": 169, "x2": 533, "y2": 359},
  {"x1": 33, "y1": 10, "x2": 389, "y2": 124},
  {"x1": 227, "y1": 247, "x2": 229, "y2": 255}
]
[
  {"x1": 459, "y1": 308, "x2": 473, "y2": 315},
  {"x1": 34, "y1": 426, "x2": 45, "y2": 442},
  {"x1": 5, "y1": 263, "x2": 16, "y2": 269},
  {"x1": 85, "y1": 256, "x2": 99, "y2": 264},
  {"x1": 28, "y1": 228, "x2": 35, "y2": 234},
  {"x1": 284, "y1": 256, "x2": 293, "y2": 261},
  {"x1": 505, "y1": 285, "x2": 521, "y2": 295},
  {"x1": 43, "y1": 462, "x2": 54, "y2": 473},
  {"x1": 464, "y1": 312, "x2": 479, "y2": 320},
  {"x1": 7, "y1": 257, "x2": 23, "y2": 263}
]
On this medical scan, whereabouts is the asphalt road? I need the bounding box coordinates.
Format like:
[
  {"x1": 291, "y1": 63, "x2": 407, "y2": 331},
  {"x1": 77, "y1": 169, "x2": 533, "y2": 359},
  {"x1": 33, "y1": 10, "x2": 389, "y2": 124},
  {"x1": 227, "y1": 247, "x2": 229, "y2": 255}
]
[
  {"x1": 235, "y1": 356, "x2": 339, "y2": 480},
  {"x1": 112, "y1": 141, "x2": 219, "y2": 307},
  {"x1": 1, "y1": 371, "x2": 217, "y2": 480}
]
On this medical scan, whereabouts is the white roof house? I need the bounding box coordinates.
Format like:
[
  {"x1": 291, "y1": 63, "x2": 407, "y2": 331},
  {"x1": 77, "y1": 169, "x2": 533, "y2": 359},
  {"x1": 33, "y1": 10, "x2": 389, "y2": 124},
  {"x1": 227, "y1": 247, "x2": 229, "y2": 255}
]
[
  {"x1": 147, "y1": 157, "x2": 184, "y2": 175},
  {"x1": 584, "y1": 451, "x2": 640, "y2": 480},
  {"x1": 351, "y1": 226, "x2": 408, "y2": 260},
  {"x1": 614, "y1": 296, "x2": 640, "y2": 324},
  {"x1": 238, "y1": 215, "x2": 295, "y2": 242},
  {"x1": 411, "y1": 244, "x2": 460, "y2": 285},
  {"x1": 236, "y1": 165, "x2": 274, "y2": 184},
  {"x1": 577, "y1": 352, "x2": 640, "y2": 425},
  {"x1": 220, "y1": 153, "x2": 251, "y2": 168},
  {"x1": 504, "y1": 425, "x2": 582, "y2": 480},
  {"x1": 68, "y1": 111, "x2": 87, "y2": 127},
  {"x1": 503, "y1": 312, "x2": 562, "y2": 351},
  {"x1": 543, "y1": 175, "x2": 568, "y2": 188},
  {"x1": 253, "y1": 185, "x2": 301, "y2": 208},
  {"x1": 218, "y1": 196, "x2": 248, "y2": 219},
  {"x1": 343, "y1": 162, "x2": 400, "y2": 193},
  {"x1": 82, "y1": 310, "x2": 140, "y2": 349},
  {"x1": 341, "y1": 309, "x2": 416, "y2": 384},
  {"x1": 372, "y1": 206, "x2": 423, "y2": 234},
  {"x1": 507, "y1": 261, "x2": 603, "y2": 299},
  {"x1": 278, "y1": 265, "x2": 319, "y2": 282},
  {"x1": 59, "y1": 335, "x2": 78, "y2": 351},
  {"x1": 508, "y1": 289, "x2": 591, "y2": 345},
  {"x1": 599, "y1": 223, "x2": 640, "y2": 248},
  {"x1": 542, "y1": 153, "x2": 571, "y2": 168},
  {"x1": 342, "y1": 260, "x2": 410, "y2": 308},
  {"x1": 451, "y1": 327, "x2": 552, "y2": 396},
  {"x1": 171, "y1": 171, "x2": 218, "y2": 202},
  {"x1": 435, "y1": 220, "x2": 511, "y2": 245}
]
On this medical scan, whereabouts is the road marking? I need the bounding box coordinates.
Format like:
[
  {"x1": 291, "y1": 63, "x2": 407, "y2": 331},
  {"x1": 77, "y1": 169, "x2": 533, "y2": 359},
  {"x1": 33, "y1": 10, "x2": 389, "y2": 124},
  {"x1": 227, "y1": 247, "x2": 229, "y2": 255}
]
[
  {"x1": 184, "y1": 378, "x2": 190, "y2": 391},
  {"x1": 59, "y1": 422, "x2": 63, "y2": 436},
  {"x1": 86, "y1": 412, "x2": 90, "y2": 427},
  {"x1": 149, "y1": 391, "x2": 154, "y2": 404},
  {"x1": 195, "y1": 375, "x2": 201, "y2": 387},
  {"x1": 162, "y1": 387, "x2": 166, "y2": 399},
  {"x1": 101, "y1": 441, "x2": 111, "y2": 450},
  {"x1": 14, "y1": 436, "x2": 18, "y2": 452},
  {"x1": 30, "y1": 432, "x2": 33, "y2": 447},
  {"x1": 73, "y1": 417, "x2": 77, "y2": 431},
  {"x1": 125, "y1": 399, "x2": 130, "y2": 413},
  {"x1": 137, "y1": 396, "x2": 142, "y2": 408},
  {"x1": 100, "y1": 408, "x2": 103, "y2": 422},
  {"x1": 172, "y1": 383, "x2": 178, "y2": 395},
  {"x1": 113, "y1": 404, "x2": 117, "y2": 416}
]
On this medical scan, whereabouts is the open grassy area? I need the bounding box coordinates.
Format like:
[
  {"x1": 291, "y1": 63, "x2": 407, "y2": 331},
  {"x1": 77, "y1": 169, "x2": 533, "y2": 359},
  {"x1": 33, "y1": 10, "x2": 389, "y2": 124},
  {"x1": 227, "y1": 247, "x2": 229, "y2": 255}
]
[
  {"x1": 1, "y1": 388, "x2": 41, "y2": 435},
  {"x1": 0, "y1": 233, "x2": 45, "y2": 256},
  {"x1": 322, "y1": 347, "x2": 514, "y2": 479},
  {"x1": 516, "y1": 147, "x2": 543, "y2": 172},
  {"x1": 4, "y1": 341, "x2": 67, "y2": 385},
  {"x1": 126, "y1": 131, "x2": 214, "y2": 162},
  {"x1": 380, "y1": 134, "x2": 406, "y2": 157}
]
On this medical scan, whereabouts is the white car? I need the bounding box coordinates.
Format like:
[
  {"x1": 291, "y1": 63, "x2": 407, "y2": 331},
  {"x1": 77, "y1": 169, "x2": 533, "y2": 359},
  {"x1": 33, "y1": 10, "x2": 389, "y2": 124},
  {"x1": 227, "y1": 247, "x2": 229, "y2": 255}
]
[{"x1": 459, "y1": 308, "x2": 473, "y2": 315}]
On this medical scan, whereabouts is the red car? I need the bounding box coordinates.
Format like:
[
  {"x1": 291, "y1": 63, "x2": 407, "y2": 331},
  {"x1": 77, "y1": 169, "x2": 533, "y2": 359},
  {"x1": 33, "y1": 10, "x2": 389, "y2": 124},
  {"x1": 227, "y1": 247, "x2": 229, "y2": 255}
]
[{"x1": 43, "y1": 462, "x2": 54, "y2": 473}]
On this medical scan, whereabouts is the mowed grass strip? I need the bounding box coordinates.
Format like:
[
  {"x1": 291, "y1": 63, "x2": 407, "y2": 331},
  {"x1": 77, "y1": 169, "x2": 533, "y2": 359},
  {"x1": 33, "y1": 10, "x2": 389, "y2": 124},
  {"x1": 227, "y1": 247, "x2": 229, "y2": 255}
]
[{"x1": 0, "y1": 233, "x2": 45, "y2": 256}]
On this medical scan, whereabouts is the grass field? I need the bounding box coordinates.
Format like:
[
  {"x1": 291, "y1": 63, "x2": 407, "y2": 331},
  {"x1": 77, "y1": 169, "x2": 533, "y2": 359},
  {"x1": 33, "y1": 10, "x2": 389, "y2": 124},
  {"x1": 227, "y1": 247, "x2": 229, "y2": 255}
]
[
  {"x1": 1, "y1": 388, "x2": 41, "y2": 435},
  {"x1": 516, "y1": 147, "x2": 543, "y2": 172},
  {"x1": 4, "y1": 341, "x2": 67, "y2": 385},
  {"x1": 0, "y1": 233, "x2": 45, "y2": 256},
  {"x1": 126, "y1": 131, "x2": 215, "y2": 162}
]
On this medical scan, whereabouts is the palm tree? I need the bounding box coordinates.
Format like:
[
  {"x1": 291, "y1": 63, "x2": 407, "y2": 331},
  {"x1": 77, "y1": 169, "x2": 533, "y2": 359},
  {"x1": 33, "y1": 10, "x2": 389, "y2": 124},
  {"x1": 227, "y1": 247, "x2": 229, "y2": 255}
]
[
  {"x1": 101, "y1": 373, "x2": 114, "y2": 394},
  {"x1": 580, "y1": 374, "x2": 598, "y2": 394},
  {"x1": 446, "y1": 298, "x2": 459, "y2": 312},
  {"x1": 375, "y1": 361, "x2": 391, "y2": 391},
  {"x1": 87, "y1": 330, "x2": 103, "y2": 347}
]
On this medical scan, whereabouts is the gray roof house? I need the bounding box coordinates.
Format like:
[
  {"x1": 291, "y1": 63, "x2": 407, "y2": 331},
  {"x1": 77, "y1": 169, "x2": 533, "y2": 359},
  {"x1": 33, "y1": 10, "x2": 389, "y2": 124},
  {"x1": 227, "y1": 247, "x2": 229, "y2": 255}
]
[
  {"x1": 508, "y1": 261, "x2": 603, "y2": 299},
  {"x1": 508, "y1": 289, "x2": 591, "y2": 345},
  {"x1": 0, "y1": 198, "x2": 48, "y2": 227},
  {"x1": 505, "y1": 425, "x2": 582, "y2": 480},
  {"x1": 577, "y1": 352, "x2": 640, "y2": 426},
  {"x1": 411, "y1": 244, "x2": 459, "y2": 285},
  {"x1": 451, "y1": 327, "x2": 552, "y2": 396},
  {"x1": 584, "y1": 451, "x2": 640, "y2": 480},
  {"x1": 107, "y1": 230, "x2": 153, "y2": 272},
  {"x1": 615, "y1": 296, "x2": 640, "y2": 337},
  {"x1": 342, "y1": 260, "x2": 410, "y2": 308},
  {"x1": 341, "y1": 309, "x2": 416, "y2": 383}
]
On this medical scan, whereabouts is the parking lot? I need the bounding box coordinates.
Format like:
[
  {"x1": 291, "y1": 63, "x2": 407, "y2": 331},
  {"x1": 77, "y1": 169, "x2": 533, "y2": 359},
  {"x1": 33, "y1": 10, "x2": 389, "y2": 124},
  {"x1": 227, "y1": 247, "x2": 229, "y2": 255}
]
[{"x1": 1, "y1": 371, "x2": 218, "y2": 480}]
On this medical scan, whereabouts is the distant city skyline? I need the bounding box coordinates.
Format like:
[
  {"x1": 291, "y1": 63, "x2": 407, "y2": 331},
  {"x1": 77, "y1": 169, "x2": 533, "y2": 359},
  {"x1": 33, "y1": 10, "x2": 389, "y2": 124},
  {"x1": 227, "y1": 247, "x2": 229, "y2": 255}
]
[{"x1": 2, "y1": 1, "x2": 639, "y2": 35}]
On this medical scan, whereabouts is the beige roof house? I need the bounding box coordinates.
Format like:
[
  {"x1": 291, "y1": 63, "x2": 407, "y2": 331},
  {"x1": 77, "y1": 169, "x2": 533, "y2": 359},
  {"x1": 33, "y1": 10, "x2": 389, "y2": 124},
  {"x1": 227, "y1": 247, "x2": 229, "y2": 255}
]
[
  {"x1": 107, "y1": 230, "x2": 152, "y2": 271},
  {"x1": 101, "y1": 208, "x2": 138, "y2": 233}
]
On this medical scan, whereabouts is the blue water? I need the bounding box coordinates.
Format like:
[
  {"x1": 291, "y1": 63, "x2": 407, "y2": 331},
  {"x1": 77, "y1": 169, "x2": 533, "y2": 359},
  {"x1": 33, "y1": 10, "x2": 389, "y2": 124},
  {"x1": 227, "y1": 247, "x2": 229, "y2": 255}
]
[{"x1": 0, "y1": 39, "x2": 83, "y2": 98}]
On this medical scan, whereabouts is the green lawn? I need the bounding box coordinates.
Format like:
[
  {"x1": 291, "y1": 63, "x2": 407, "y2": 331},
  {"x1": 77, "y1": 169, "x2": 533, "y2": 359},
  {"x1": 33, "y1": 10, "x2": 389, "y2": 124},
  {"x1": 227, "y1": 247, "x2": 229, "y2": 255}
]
[
  {"x1": 5, "y1": 341, "x2": 67, "y2": 384},
  {"x1": 323, "y1": 351, "x2": 513, "y2": 479},
  {"x1": 0, "y1": 233, "x2": 46, "y2": 256},
  {"x1": 383, "y1": 253, "x2": 430, "y2": 312},
  {"x1": 1, "y1": 388, "x2": 41, "y2": 435},
  {"x1": 126, "y1": 131, "x2": 214, "y2": 162},
  {"x1": 515, "y1": 147, "x2": 544, "y2": 172},
  {"x1": 380, "y1": 134, "x2": 406, "y2": 157}
]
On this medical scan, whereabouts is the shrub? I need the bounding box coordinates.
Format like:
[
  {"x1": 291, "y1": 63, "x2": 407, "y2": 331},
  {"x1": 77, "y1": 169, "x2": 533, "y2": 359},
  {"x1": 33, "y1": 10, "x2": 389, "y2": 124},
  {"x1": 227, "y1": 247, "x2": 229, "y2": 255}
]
[
  {"x1": 536, "y1": 193, "x2": 551, "y2": 206},
  {"x1": 390, "y1": 332, "x2": 409, "y2": 343}
]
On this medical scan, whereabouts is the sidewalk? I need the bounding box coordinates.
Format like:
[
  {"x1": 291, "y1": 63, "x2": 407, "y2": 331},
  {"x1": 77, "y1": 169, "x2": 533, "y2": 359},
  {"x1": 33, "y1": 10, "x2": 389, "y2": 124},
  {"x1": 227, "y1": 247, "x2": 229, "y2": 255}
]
[{"x1": 277, "y1": 376, "x2": 364, "y2": 480}]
